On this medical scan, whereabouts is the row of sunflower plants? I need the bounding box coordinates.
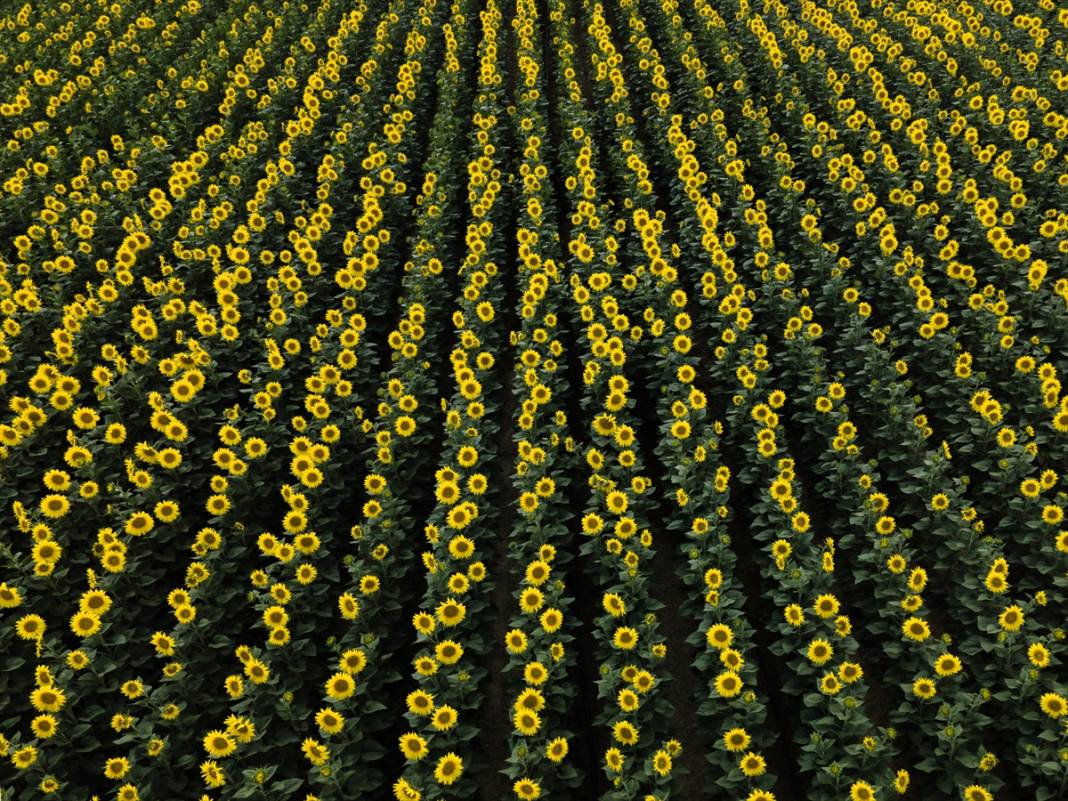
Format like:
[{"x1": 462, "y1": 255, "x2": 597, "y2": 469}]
[
  {"x1": 750, "y1": 0, "x2": 1068, "y2": 469},
  {"x1": 392, "y1": 3, "x2": 513, "y2": 798},
  {"x1": 566, "y1": 260, "x2": 682, "y2": 801},
  {"x1": 0, "y1": 0, "x2": 430, "y2": 796},
  {"x1": 559, "y1": 4, "x2": 780, "y2": 797},
  {"x1": 585, "y1": 1, "x2": 900, "y2": 796},
  {"x1": 0, "y1": 0, "x2": 190, "y2": 179},
  {"x1": 0, "y1": 0, "x2": 324, "y2": 386},
  {"x1": 171, "y1": 0, "x2": 453, "y2": 796},
  {"x1": 745, "y1": 197, "x2": 1003, "y2": 797},
  {"x1": 779, "y1": 0, "x2": 1068, "y2": 488},
  {"x1": 567, "y1": 8, "x2": 697, "y2": 801},
  {"x1": 308, "y1": 2, "x2": 477, "y2": 798},
  {"x1": 749, "y1": 132, "x2": 1067, "y2": 796},
  {"x1": 717, "y1": 0, "x2": 1050, "y2": 619},
  {"x1": 696, "y1": 3, "x2": 1068, "y2": 794},
  {"x1": 0, "y1": 0, "x2": 376, "y2": 771},
  {"x1": 654, "y1": 8, "x2": 1013, "y2": 792},
  {"x1": 740, "y1": 17, "x2": 1068, "y2": 629},
  {"x1": 497, "y1": 1, "x2": 583, "y2": 799}
]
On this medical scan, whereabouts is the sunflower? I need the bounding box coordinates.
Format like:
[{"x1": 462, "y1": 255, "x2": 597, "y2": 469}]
[
  {"x1": 436, "y1": 479, "x2": 462, "y2": 506},
  {"x1": 1027, "y1": 643, "x2": 1050, "y2": 668},
  {"x1": 16, "y1": 614, "x2": 46, "y2": 641},
  {"x1": 31, "y1": 686, "x2": 66, "y2": 713},
  {"x1": 227, "y1": 716, "x2": 255, "y2": 744},
  {"x1": 912, "y1": 677, "x2": 937, "y2": 699},
  {"x1": 224, "y1": 675, "x2": 244, "y2": 698},
  {"x1": 39, "y1": 495, "x2": 70, "y2": 519},
  {"x1": 613, "y1": 626, "x2": 638, "y2": 650},
  {"x1": 434, "y1": 753, "x2": 464, "y2": 786},
  {"x1": 0, "y1": 582, "x2": 22, "y2": 608},
  {"x1": 505, "y1": 628, "x2": 529, "y2": 654},
  {"x1": 405, "y1": 690, "x2": 434, "y2": 717},
  {"x1": 325, "y1": 673, "x2": 354, "y2": 700},
  {"x1": 398, "y1": 732, "x2": 427, "y2": 760},
  {"x1": 820, "y1": 672, "x2": 841, "y2": 695},
  {"x1": 104, "y1": 757, "x2": 130, "y2": 779},
  {"x1": 706, "y1": 624, "x2": 733, "y2": 650},
  {"x1": 12, "y1": 746, "x2": 37, "y2": 769},
  {"x1": 1020, "y1": 478, "x2": 1041, "y2": 498},
  {"x1": 432, "y1": 704, "x2": 458, "y2": 731},
  {"x1": 174, "y1": 604, "x2": 196, "y2": 624},
  {"x1": 1042, "y1": 505, "x2": 1063, "y2": 525},
  {"x1": 902, "y1": 616, "x2": 931, "y2": 642},
  {"x1": 263, "y1": 606, "x2": 288, "y2": 628},
  {"x1": 148, "y1": 632, "x2": 175, "y2": 653},
  {"x1": 31, "y1": 714, "x2": 58, "y2": 739},
  {"x1": 546, "y1": 737, "x2": 569, "y2": 762},
  {"x1": 447, "y1": 504, "x2": 473, "y2": 529},
  {"x1": 723, "y1": 728, "x2": 750, "y2": 752},
  {"x1": 435, "y1": 640, "x2": 463, "y2": 665},
  {"x1": 934, "y1": 653, "x2": 962, "y2": 676},
  {"x1": 203, "y1": 730, "x2": 236, "y2": 758},
  {"x1": 894, "y1": 769, "x2": 910, "y2": 793},
  {"x1": 514, "y1": 708, "x2": 541, "y2": 736},
  {"x1": 359, "y1": 575, "x2": 380, "y2": 595},
  {"x1": 618, "y1": 688, "x2": 640, "y2": 712},
  {"x1": 612, "y1": 720, "x2": 638, "y2": 745},
  {"x1": 515, "y1": 688, "x2": 545, "y2": 713},
  {"x1": 315, "y1": 708, "x2": 344, "y2": 735},
  {"x1": 998, "y1": 605, "x2": 1024, "y2": 632},
  {"x1": 540, "y1": 608, "x2": 563, "y2": 632},
  {"x1": 514, "y1": 668, "x2": 543, "y2": 701},
  {"x1": 513, "y1": 778, "x2": 541, "y2": 800},
  {"x1": 436, "y1": 598, "x2": 466, "y2": 626},
  {"x1": 120, "y1": 680, "x2": 144, "y2": 699},
  {"x1": 338, "y1": 593, "x2": 360, "y2": 620},
  {"x1": 582, "y1": 512, "x2": 605, "y2": 534},
  {"x1": 739, "y1": 751, "x2": 766, "y2": 777},
  {"x1": 645, "y1": 749, "x2": 670, "y2": 777},
  {"x1": 813, "y1": 594, "x2": 839, "y2": 618},
  {"x1": 446, "y1": 572, "x2": 472, "y2": 598},
  {"x1": 984, "y1": 571, "x2": 1008, "y2": 593},
  {"x1": 784, "y1": 604, "x2": 804, "y2": 627},
  {"x1": 903, "y1": 596, "x2": 924, "y2": 614},
  {"x1": 806, "y1": 639, "x2": 833, "y2": 665},
  {"x1": 714, "y1": 670, "x2": 742, "y2": 698},
  {"x1": 605, "y1": 490, "x2": 628, "y2": 514},
  {"x1": 448, "y1": 536, "x2": 475, "y2": 560},
  {"x1": 301, "y1": 738, "x2": 329, "y2": 766},
  {"x1": 1039, "y1": 692, "x2": 1066, "y2": 719}
]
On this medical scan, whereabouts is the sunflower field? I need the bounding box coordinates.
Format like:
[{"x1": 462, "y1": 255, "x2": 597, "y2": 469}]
[{"x1": 1, "y1": 0, "x2": 1067, "y2": 799}]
